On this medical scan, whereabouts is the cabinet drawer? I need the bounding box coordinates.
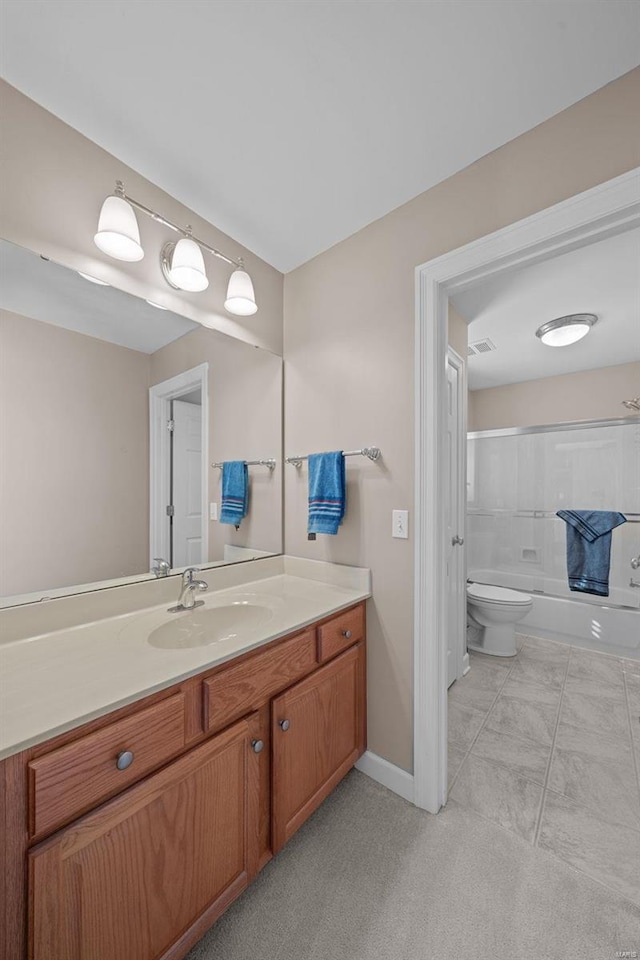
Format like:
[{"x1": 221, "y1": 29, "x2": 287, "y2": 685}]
[
  {"x1": 204, "y1": 629, "x2": 317, "y2": 735},
  {"x1": 317, "y1": 604, "x2": 365, "y2": 662},
  {"x1": 29, "y1": 692, "x2": 186, "y2": 838}
]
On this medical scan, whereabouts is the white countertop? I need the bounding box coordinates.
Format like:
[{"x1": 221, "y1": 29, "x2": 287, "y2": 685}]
[{"x1": 0, "y1": 570, "x2": 370, "y2": 760}]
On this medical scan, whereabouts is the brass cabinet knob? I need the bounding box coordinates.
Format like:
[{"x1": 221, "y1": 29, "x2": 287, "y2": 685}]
[
  {"x1": 251, "y1": 739, "x2": 264, "y2": 754},
  {"x1": 279, "y1": 719, "x2": 290, "y2": 732},
  {"x1": 341, "y1": 629, "x2": 352, "y2": 639},
  {"x1": 116, "y1": 750, "x2": 134, "y2": 771}
]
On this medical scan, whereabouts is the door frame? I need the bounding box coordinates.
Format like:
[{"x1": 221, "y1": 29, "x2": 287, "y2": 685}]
[
  {"x1": 413, "y1": 167, "x2": 640, "y2": 813},
  {"x1": 446, "y1": 346, "x2": 469, "y2": 687},
  {"x1": 149, "y1": 362, "x2": 209, "y2": 568}
]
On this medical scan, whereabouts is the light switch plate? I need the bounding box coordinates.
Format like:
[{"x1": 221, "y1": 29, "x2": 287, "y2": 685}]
[
  {"x1": 209, "y1": 502, "x2": 218, "y2": 521},
  {"x1": 392, "y1": 510, "x2": 409, "y2": 539}
]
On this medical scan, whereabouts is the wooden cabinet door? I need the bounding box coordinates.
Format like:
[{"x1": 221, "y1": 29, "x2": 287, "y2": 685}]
[
  {"x1": 29, "y1": 716, "x2": 261, "y2": 960},
  {"x1": 271, "y1": 643, "x2": 365, "y2": 851}
]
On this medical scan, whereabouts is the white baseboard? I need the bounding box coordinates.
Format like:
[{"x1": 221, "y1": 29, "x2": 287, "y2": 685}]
[
  {"x1": 462, "y1": 651, "x2": 470, "y2": 675},
  {"x1": 355, "y1": 750, "x2": 415, "y2": 804}
]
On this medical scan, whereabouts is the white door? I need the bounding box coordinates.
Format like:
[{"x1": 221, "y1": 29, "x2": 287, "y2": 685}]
[
  {"x1": 172, "y1": 399, "x2": 203, "y2": 567},
  {"x1": 446, "y1": 351, "x2": 466, "y2": 687}
]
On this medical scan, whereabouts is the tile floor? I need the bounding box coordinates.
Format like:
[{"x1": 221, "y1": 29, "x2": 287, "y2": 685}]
[{"x1": 448, "y1": 634, "x2": 640, "y2": 906}]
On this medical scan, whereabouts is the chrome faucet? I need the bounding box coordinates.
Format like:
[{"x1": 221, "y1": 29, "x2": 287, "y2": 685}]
[
  {"x1": 169, "y1": 567, "x2": 208, "y2": 613},
  {"x1": 152, "y1": 557, "x2": 171, "y2": 578}
]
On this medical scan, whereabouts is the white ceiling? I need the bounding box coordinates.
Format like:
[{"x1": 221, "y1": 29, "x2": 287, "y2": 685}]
[
  {"x1": 0, "y1": 240, "x2": 198, "y2": 353},
  {"x1": 451, "y1": 227, "x2": 640, "y2": 390},
  {"x1": 2, "y1": 1, "x2": 639, "y2": 272}
]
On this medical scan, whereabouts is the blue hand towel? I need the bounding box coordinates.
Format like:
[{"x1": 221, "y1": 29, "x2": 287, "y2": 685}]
[
  {"x1": 220, "y1": 461, "x2": 249, "y2": 528},
  {"x1": 308, "y1": 451, "x2": 346, "y2": 536},
  {"x1": 556, "y1": 510, "x2": 627, "y2": 597}
]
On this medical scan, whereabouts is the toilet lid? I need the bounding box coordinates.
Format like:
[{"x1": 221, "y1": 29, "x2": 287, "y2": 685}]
[{"x1": 467, "y1": 583, "x2": 532, "y2": 605}]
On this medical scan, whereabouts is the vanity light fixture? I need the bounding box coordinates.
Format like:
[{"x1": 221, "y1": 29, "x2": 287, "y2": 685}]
[
  {"x1": 94, "y1": 184, "x2": 144, "y2": 262},
  {"x1": 535, "y1": 313, "x2": 597, "y2": 347},
  {"x1": 94, "y1": 181, "x2": 258, "y2": 316},
  {"x1": 161, "y1": 233, "x2": 209, "y2": 293},
  {"x1": 224, "y1": 264, "x2": 258, "y2": 316},
  {"x1": 77, "y1": 271, "x2": 110, "y2": 286}
]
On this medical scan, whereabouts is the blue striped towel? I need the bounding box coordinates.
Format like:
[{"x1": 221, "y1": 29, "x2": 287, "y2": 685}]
[
  {"x1": 220, "y1": 461, "x2": 249, "y2": 528},
  {"x1": 556, "y1": 509, "x2": 627, "y2": 597},
  {"x1": 308, "y1": 451, "x2": 346, "y2": 535}
]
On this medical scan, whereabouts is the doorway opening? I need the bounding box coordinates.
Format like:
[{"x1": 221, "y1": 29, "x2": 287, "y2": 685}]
[
  {"x1": 149, "y1": 363, "x2": 209, "y2": 571},
  {"x1": 414, "y1": 168, "x2": 640, "y2": 814}
]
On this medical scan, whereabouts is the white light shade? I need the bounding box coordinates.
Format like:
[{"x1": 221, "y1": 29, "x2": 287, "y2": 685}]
[
  {"x1": 169, "y1": 238, "x2": 209, "y2": 292},
  {"x1": 224, "y1": 268, "x2": 257, "y2": 315},
  {"x1": 539, "y1": 324, "x2": 591, "y2": 347},
  {"x1": 535, "y1": 313, "x2": 597, "y2": 348},
  {"x1": 78, "y1": 271, "x2": 109, "y2": 286},
  {"x1": 94, "y1": 195, "x2": 144, "y2": 262}
]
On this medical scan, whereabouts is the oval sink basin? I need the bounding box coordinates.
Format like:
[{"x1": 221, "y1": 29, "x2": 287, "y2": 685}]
[{"x1": 148, "y1": 603, "x2": 274, "y2": 649}]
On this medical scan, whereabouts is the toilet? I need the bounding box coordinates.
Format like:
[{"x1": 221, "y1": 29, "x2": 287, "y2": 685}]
[{"x1": 466, "y1": 582, "x2": 533, "y2": 657}]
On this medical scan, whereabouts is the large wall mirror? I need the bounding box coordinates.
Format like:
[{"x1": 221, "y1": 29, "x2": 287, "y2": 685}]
[{"x1": 0, "y1": 239, "x2": 283, "y2": 605}]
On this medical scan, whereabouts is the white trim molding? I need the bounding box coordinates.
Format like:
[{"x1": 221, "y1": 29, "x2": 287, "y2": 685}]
[
  {"x1": 355, "y1": 751, "x2": 415, "y2": 804},
  {"x1": 446, "y1": 346, "x2": 468, "y2": 686},
  {"x1": 414, "y1": 168, "x2": 640, "y2": 813},
  {"x1": 149, "y1": 362, "x2": 209, "y2": 568}
]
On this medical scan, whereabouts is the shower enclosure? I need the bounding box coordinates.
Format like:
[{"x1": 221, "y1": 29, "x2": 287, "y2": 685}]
[{"x1": 467, "y1": 417, "x2": 640, "y2": 658}]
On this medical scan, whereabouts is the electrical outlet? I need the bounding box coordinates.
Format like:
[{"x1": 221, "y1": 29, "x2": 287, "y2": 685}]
[
  {"x1": 209, "y1": 502, "x2": 218, "y2": 521},
  {"x1": 392, "y1": 510, "x2": 409, "y2": 539}
]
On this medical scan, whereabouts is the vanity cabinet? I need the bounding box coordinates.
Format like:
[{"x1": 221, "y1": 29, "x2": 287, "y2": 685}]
[
  {"x1": 29, "y1": 716, "x2": 261, "y2": 960},
  {"x1": 0, "y1": 601, "x2": 366, "y2": 960},
  {"x1": 272, "y1": 644, "x2": 365, "y2": 851}
]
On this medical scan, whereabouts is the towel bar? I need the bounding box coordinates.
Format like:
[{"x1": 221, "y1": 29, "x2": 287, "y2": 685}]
[
  {"x1": 468, "y1": 509, "x2": 640, "y2": 522},
  {"x1": 286, "y1": 447, "x2": 381, "y2": 468},
  {"x1": 212, "y1": 459, "x2": 276, "y2": 470}
]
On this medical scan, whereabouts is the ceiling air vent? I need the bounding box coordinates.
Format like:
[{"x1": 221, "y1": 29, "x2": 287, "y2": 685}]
[{"x1": 468, "y1": 337, "x2": 497, "y2": 357}]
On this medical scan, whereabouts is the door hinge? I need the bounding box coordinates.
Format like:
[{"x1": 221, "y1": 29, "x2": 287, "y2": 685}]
[
  {"x1": 167, "y1": 419, "x2": 175, "y2": 432},
  {"x1": 166, "y1": 504, "x2": 175, "y2": 517}
]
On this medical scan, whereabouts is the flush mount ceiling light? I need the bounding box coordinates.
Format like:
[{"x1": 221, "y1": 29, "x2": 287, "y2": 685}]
[
  {"x1": 77, "y1": 271, "x2": 110, "y2": 286},
  {"x1": 535, "y1": 313, "x2": 597, "y2": 347},
  {"x1": 94, "y1": 181, "x2": 258, "y2": 316}
]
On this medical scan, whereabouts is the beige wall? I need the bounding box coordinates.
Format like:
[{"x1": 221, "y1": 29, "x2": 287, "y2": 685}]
[
  {"x1": 469, "y1": 361, "x2": 640, "y2": 431},
  {"x1": 150, "y1": 329, "x2": 283, "y2": 560},
  {"x1": 0, "y1": 82, "x2": 284, "y2": 355},
  {"x1": 0, "y1": 309, "x2": 150, "y2": 596},
  {"x1": 284, "y1": 68, "x2": 640, "y2": 773}
]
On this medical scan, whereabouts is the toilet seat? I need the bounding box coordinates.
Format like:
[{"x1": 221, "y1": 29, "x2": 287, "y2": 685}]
[{"x1": 467, "y1": 583, "x2": 532, "y2": 606}]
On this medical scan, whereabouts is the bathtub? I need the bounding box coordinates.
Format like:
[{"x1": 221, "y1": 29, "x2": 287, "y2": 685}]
[{"x1": 469, "y1": 569, "x2": 639, "y2": 660}]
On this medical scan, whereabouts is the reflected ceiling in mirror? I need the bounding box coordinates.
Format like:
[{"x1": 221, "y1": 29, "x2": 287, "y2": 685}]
[{"x1": 0, "y1": 239, "x2": 283, "y2": 607}]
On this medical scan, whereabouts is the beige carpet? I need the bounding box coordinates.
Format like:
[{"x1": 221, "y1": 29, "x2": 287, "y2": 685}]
[{"x1": 186, "y1": 770, "x2": 640, "y2": 960}]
